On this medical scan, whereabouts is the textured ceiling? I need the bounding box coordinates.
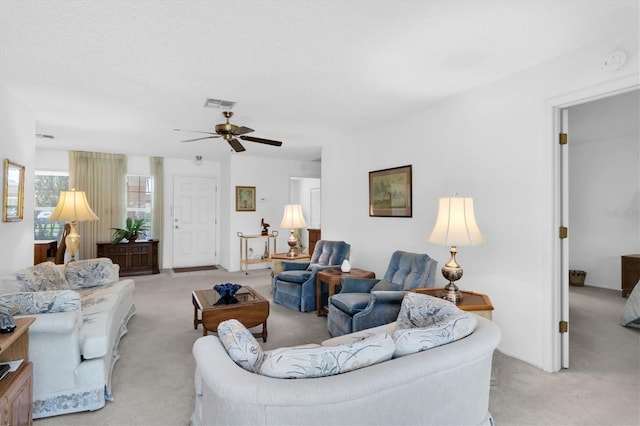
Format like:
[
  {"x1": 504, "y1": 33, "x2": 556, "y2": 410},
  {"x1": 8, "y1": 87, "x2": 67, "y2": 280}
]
[{"x1": 1, "y1": 0, "x2": 638, "y2": 162}]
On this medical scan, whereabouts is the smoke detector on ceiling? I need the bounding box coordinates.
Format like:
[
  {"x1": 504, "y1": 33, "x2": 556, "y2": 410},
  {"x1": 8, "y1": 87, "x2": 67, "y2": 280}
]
[
  {"x1": 603, "y1": 51, "x2": 627, "y2": 72},
  {"x1": 203, "y1": 98, "x2": 236, "y2": 109}
]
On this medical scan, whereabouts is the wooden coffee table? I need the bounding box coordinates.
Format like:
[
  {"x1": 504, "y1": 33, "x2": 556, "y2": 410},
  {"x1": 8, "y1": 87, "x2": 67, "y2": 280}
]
[
  {"x1": 192, "y1": 286, "x2": 270, "y2": 341},
  {"x1": 316, "y1": 267, "x2": 376, "y2": 316}
]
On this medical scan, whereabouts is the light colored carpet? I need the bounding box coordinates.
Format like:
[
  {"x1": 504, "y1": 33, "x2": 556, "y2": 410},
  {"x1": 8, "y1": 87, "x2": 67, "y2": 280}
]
[{"x1": 33, "y1": 269, "x2": 639, "y2": 426}]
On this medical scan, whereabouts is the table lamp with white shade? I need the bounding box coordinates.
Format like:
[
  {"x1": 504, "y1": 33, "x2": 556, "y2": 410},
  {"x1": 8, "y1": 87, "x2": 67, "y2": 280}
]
[
  {"x1": 427, "y1": 196, "x2": 484, "y2": 304},
  {"x1": 280, "y1": 204, "x2": 307, "y2": 257},
  {"x1": 48, "y1": 189, "x2": 99, "y2": 262}
]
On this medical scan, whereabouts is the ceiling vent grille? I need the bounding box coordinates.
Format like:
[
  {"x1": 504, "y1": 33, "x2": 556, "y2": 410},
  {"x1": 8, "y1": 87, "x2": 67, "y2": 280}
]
[{"x1": 203, "y1": 98, "x2": 236, "y2": 109}]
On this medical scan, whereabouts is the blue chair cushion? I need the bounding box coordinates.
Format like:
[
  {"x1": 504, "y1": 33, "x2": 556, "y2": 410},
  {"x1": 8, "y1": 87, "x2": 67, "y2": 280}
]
[
  {"x1": 331, "y1": 293, "x2": 371, "y2": 315},
  {"x1": 371, "y1": 279, "x2": 402, "y2": 292},
  {"x1": 277, "y1": 270, "x2": 311, "y2": 284}
]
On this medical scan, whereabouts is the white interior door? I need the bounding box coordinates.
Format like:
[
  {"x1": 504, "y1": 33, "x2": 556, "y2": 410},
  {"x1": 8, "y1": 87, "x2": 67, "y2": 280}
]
[
  {"x1": 173, "y1": 176, "x2": 217, "y2": 268},
  {"x1": 560, "y1": 108, "x2": 570, "y2": 368}
]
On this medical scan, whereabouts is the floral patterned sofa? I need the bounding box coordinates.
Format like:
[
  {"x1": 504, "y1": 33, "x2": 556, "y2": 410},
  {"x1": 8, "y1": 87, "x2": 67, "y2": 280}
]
[
  {"x1": 0, "y1": 258, "x2": 135, "y2": 419},
  {"x1": 191, "y1": 293, "x2": 502, "y2": 426}
]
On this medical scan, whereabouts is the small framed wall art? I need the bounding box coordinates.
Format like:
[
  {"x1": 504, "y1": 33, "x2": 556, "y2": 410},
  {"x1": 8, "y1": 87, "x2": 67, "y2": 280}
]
[
  {"x1": 235, "y1": 186, "x2": 256, "y2": 211},
  {"x1": 3, "y1": 159, "x2": 25, "y2": 222},
  {"x1": 369, "y1": 164, "x2": 412, "y2": 217}
]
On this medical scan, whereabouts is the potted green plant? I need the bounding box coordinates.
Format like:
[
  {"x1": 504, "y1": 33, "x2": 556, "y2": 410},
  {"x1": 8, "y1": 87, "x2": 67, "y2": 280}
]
[{"x1": 111, "y1": 218, "x2": 148, "y2": 244}]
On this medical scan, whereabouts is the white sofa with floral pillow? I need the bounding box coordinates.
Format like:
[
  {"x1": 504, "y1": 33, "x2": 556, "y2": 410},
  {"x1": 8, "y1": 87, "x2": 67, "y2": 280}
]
[
  {"x1": 191, "y1": 293, "x2": 501, "y2": 426},
  {"x1": 0, "y1": 258, "x2": 135, "y2": 419}
]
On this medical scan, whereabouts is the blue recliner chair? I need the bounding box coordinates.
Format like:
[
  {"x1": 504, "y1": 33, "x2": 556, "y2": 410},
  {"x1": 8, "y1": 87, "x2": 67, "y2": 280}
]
[
  {"x1": 273, "y1": 240, "x2": 350, "y2": 312},
  {"x1": 327, "y1": 250, "x2": 438, "y2": 336}
]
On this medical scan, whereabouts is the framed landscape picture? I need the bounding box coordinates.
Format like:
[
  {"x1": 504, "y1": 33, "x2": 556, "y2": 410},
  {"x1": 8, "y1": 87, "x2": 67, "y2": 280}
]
[
  {"x1": 235, "y1": 186, "x2": 256, "y2": 211},
  {"x1": 369, "y1": 165, "x2": 412, "y2": 217}
]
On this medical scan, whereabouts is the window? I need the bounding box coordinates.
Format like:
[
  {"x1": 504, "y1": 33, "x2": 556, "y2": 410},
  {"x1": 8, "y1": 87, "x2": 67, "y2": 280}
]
[
  {"x1": 34, "y1": 172, "x2": 69, "y2": 241},
  {"x1": 126, "y1": 175, "x2": 153, "y2": 239}
]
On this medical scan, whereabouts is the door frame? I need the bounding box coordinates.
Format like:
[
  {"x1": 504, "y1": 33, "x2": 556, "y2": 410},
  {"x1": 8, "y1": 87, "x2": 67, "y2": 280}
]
[{"x1": 547, "y1": 74, "x2": 639, "y2": 372}]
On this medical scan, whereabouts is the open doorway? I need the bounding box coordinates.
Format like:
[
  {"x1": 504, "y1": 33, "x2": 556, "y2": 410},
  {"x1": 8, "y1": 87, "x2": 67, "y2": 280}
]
[
  {"x1": 289, "y1": 177, "x2": 321, "y2": 253},
  {"x1": 554, "y1": 86, "x2": 639, "y2": 369}
]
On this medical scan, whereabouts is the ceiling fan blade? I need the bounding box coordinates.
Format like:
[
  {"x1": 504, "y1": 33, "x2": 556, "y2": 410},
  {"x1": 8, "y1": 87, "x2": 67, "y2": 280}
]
[
  {"x1": 232, "y1": 126, "x2": 254, "y2": 136},
  {"x1": 180, "y1": 136, "x2": 217, "y2": 143},
  {"x1": 228, "y1": 138, "x2": 246, "y2": 152},
  {"x1": 173, "y1": 128, "x2": 219, "y2": 136},
  {"x1": 239, "y1": 135, "x2": 283, "y2": 146}
]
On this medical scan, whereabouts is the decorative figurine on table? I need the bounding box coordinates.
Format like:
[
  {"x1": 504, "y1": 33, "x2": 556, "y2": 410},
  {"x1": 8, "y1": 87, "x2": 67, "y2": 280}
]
[{"x1": 261, "y1": 218, "x2": 270, "y2": 236}]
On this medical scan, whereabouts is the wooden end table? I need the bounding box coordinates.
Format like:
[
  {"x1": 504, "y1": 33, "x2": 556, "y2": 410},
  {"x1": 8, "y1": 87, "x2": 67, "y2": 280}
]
[
  {"x1": 271, "y1": 253, "x2": 311, "y2": 277},
  {"x1": 192, "y1": 286, "x2": 270, "y2": 341},
  {"x1": 316, "y1": 267, "x2": 376, "y2": 316},
  {"x1": 412, "y1": 288, "x2": 494, "y2": 320}
]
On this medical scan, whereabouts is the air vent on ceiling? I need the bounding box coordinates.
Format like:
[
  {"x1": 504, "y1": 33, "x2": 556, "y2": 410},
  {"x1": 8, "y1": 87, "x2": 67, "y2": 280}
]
[{"x1": 203, "y1": 98, "x2": 236, "y2": 109}]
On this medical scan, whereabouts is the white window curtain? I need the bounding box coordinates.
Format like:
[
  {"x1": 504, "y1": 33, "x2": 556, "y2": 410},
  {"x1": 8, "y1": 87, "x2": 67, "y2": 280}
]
[
  {"x1": 69, "y1": 151, "x2": 127, "y2": 260},
  {"x1": 150, "y1": 156, "x2": 164, "y2": 264}
]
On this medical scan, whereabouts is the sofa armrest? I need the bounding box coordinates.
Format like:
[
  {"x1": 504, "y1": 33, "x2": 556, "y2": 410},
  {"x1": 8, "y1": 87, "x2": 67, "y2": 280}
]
[
  {"x1": 338, "y1": 277, "x2": 380, "y2": 294},
  {"x1": 1, "y1": 290, "x2": 81, "y2": 316},
  {"x1": 24, "y1": 310, "x2": 84, "y2": 395},
  {"x1": 351, "y1": 290, "x2": 406, "y2": 331},
  {"x1": 282, "y1": 261, "x2": 310, "y2": 271}
]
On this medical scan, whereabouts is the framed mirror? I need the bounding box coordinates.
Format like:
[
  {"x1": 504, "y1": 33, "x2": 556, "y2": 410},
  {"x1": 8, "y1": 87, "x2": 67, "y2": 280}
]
[{"x1": 3, "y1": 159, "x2": 25, "y2": 222}]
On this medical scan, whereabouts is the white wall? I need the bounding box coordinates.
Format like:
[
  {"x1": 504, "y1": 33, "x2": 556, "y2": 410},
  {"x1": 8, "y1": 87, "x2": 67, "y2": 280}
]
[
  {"x1": 0, "y1": 86, "x2": 36, "y2": 275},
  {"x1": 321, "y1": 38, "x2": 639, "y2": 371},
  {"x1": 569, "y1": 91, "x2": 640, "y2": 290},
  {"x1": 228, "y1": 156, "x2": 320, "y2": 272}
]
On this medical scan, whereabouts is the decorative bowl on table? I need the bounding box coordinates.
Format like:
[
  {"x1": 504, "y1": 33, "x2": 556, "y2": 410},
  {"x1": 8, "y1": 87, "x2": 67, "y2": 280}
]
[{"x1": 213, "y1": 283, "x2": 242, "y2": 298}]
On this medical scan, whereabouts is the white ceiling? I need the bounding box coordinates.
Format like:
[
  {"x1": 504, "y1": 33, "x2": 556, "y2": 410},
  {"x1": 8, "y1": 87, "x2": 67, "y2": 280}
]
[{"x1": 1, "y1": 0, "x2": 638, "y2": 162}]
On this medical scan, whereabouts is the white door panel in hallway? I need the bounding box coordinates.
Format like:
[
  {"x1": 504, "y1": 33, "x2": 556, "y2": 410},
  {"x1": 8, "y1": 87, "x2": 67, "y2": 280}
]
[{"x1": 173, "y1": 176, "x2": 217, "y2": 268}]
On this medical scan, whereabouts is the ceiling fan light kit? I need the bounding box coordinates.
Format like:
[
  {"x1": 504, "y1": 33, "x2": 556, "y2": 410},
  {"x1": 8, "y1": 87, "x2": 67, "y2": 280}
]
[{"x1": 175, "y1": 110, "x2": 282, "y2": 153}]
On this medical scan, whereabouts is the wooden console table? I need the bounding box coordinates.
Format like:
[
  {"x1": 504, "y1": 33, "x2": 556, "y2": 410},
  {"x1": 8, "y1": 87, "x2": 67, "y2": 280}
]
[
  {"x1": 238, "y1": 232, "x2": 278, "y2": 274},
  {"x1": 412, "y1": 288, "x2": 494, "y2": 320},
  {"x1": 316, "y1": 267, "x2": 376, "y2": 316},
  {"x1": 0, "y1": 317, "x2": 35, "y2": 426},
  {"x1": 96, "y1": 240, "x2": 159, "y2": 276},
  {"x1": 33, "y1": 240, "x2": 57, "y2": 265}
]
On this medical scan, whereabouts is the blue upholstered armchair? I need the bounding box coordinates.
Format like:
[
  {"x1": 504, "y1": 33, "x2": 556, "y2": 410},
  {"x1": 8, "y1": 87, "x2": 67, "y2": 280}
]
[
  {"x1": 327, "y1": 250, "x2": 438, "y2": 337},
  {"x1": 273, "y1": 240, "x2": 350, "y2": 312}
]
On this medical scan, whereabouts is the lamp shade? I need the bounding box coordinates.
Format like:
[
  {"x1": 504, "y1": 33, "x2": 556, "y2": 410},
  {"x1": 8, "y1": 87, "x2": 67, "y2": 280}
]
[
  {"x1": 49, "y1": 189, "x2": 99, "y2": 222},
  {"x1": 427, "y1": 197, "x2": 483, "y2": 246},
  {"x1": 280, "y1": 204, "x2": 307, "y2": 229}
]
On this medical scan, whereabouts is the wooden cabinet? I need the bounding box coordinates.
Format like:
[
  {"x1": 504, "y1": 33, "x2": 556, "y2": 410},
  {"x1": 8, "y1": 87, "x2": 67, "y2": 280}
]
[
  {"x1": 96, "y1": 240, "x2": 160, "y2": 276},
  {"x1": 308, "y1": 228, "x2": 321, "y2": 255},
  {"x1": 621, "y1": 254, "x2": 640, "y2": 297},
  {"x1": 0, "y1": 317, "x2": 35, "y2": 426}
]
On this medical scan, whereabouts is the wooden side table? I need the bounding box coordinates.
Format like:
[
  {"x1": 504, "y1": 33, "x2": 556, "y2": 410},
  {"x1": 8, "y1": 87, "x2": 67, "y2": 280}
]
[
  {"x1": 0, "y1": 317, "x2": 35, "y2": 426},
  {"x1": 316, "y1": 267, "x2": 376, "y2": 316},
  {"x1": 271, "y1": 253, "x2": 311, "y2": 277},
  {"x1": 412, "y1": 288, "x2": 494, "y2": 320}
]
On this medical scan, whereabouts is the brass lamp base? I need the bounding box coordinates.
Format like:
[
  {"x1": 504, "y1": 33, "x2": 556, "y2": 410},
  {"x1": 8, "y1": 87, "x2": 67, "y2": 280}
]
[
  {"x1": 441, "y1": 246, "x2": 463, "y2": 304},
  {"x1": 286, "y1": 229, "x2": 299, "y2": 257}
]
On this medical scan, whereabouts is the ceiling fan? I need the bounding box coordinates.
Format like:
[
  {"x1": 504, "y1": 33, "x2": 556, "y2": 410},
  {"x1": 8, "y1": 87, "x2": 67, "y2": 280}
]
[{"x1": 173, "y1": 111, "x2": 283, "y2": 153}]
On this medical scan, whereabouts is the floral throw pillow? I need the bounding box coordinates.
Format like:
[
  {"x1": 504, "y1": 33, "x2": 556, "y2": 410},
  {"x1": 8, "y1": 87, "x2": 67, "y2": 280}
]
[
  {"x1": 0, "y1": 290, "x2": 81, "y2": 315},
  {"x1": 259, "y1": 333, "x2": 395, "y2": 378},
  {"x1": 15, "y1": 262, "x2": 69, "y2": 292},
  {"x1": 217, "y1": 319, "x2": 264, "y2": 373},
  {"x1": 65, "y1": 258, "x2": 119, "y2": 289},
  {"x1": 393, "y1": 292, "x2": 477, "y2": 357}
]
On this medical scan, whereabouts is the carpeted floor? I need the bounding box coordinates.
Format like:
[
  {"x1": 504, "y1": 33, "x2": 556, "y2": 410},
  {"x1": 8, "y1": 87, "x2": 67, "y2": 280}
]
[{"x1": 33, "y1": 269, "x2": 639, "y2": 426}]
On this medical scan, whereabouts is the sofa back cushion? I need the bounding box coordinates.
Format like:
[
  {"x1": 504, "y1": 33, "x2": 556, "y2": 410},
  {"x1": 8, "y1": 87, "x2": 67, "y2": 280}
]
[
  {"x1": 309, "y1": 240, "x2": 350, "y2": 266},
  {"x1": 65, "y1": 258, "x2": 119, "y2": 289},
  {"x1": 392, "y1": 292, "x2": 477, "y2": 357},
  {"x1": 15, "y1": 262, "x2": 69, "y2": 292},
  {"x1": 382, "y1": 251, "x2": 438, "y2": 291},
  {"x1": 217, "y1": 319, "x2": 264, "y2": 373},
  {"x1": 259, "y1": 332, "x2": 395, "y2": 378}
]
